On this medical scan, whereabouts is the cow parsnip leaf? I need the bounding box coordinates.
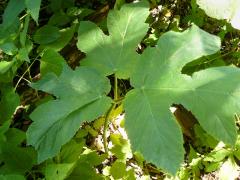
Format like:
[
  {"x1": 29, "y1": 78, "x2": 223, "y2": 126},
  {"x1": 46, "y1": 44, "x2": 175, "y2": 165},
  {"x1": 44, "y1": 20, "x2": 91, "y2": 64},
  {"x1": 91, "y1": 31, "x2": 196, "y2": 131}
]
[
  {"x1": 77, "y1": 1, "x2": 149, "y2": 79},
  {"x1": 124, "y1": 25, "x2": 240, "y2": 174},
  {"x1": 27, "y1": 66, "x2": 112, "y2": 162},
  {"x1": 197, "y1": 0, "x2": 240, "y2": 29}
]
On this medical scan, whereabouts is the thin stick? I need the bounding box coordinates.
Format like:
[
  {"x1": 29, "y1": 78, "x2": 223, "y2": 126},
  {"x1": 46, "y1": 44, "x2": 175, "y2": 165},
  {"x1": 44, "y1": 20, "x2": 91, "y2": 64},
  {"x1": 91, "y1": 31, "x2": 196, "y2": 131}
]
[{"x1": 103, "y1": 103, "x2": 115, "y2": 154}]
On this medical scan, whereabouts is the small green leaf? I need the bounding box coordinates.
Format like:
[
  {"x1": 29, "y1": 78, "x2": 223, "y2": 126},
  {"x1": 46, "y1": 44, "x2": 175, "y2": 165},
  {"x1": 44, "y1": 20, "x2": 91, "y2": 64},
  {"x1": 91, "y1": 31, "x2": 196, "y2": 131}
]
[
  {"x1": 33, "y1": 25, "x2": 60, "y2": 44},
  {"x1": 204, "y1": 149, "x2": 230, "y2": 162},
  {"x1": 110, "y1": 160, "x2": 127, "y2": 179},
  {"x1": 78, "y1": 149, "x2": 107, "y2": 166},
  {"x1": 25, "y1": 0, "x2": 42, "y2": 24},
  {"x1": 39, "y1": 25, "x2": 75, "y2": 51},
  {"x1": 67, "y1": 149, "x2": 106, "y2": 180},
  {"x1": 17, "y1": 48, "x2": 30, "y2": 62},
  {"x1": 93, "y1": 117, "x2": 105, "y2": 130},
  {"x1": 194, "y1": 124, "x2": 218, "y2": 148},
  {"x1": 60, "y1": 139, "x2": 85, "y2": 163},
  {"x1": 0, "y1": 61, "x2": 15, "y2": 74},
  {"x1": 48, "y1": 11, "x2": 71, "y2": 26},
  {"x1": 0, "y1": 58, "x2": 19, "y2": 83},
  {"x1": 44, "y1": 163, "x2": 75, "y2": 180},
  {"x1": 204, "y1": 162, "x2": 221, "y2": 173},
  {"x1": 67, "y1": 162, "x2": 104, "y2": 180},
  {"x1": 40, "y1": 49, "x2": 66, "y2": 77},
  {"x1": 177, "y1": 167, "x2": 190, "y2": 180},
  {"x1": 85, "y1": 125, "x2": 98, "y2": 137},
  {"x1": 110, "y1": 134, "x2": 131, "y2": 161}
]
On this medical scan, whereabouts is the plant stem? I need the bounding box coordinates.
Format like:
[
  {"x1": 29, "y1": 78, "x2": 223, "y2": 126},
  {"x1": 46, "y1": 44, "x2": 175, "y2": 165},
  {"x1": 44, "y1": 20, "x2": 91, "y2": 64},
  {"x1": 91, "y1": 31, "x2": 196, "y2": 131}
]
[
  {"x1": 103, "y1": 74, "x2": 118, "y2": 154},
  {"x1": 103, "y1": 103, "x2": 115, "y2": 154},
  {"x1": 19, "y1": 13, "x2": 28, "y2": 21},
  {"x1": 14, "y1": 57, "x2": 39, "y2": 91},
  {"x1": 56, "y1": 154, "x2": 61, "y2": 163},
  {"x1": 114, "y1": 75, "x2": 118, "y2": 101}
]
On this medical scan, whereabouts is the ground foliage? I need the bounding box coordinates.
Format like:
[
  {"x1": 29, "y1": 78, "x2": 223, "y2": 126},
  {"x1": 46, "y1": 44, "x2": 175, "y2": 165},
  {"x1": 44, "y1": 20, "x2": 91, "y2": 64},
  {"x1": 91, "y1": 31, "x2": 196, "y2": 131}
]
[{"x1": 0, "y1": 0, "x2": 240, "y2": 179}]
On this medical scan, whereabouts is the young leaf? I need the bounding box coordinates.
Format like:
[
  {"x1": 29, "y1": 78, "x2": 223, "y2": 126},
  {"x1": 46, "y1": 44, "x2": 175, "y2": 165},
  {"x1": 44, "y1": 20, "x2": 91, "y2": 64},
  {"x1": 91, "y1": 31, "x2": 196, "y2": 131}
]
[
  {"x1": 33, "y1": 25, "x2": 60, "y2": 44},
  {"x1": 40, "y1": 49, "x2": 66, "y2": 77},
  {"x1": 48, "y1": 11, "x2": 71, "y2": 26},
  {"x1": 67, "y1": 149, "x2": 106, "y2": 180},
  {"x1": 77, "y1": 1, "x2": 149, "y2": 79},
  {"x1": 0, "y1": 58, "x2": 19, "y2": 83},
  {"x1": 110, "y1": 160, "x2": 127, "y2": 179},
  {"x1": 39, "y1": 25, "x2": 75, "y2": 51},
  {"x1": 0, "y1": 61, "x2": 15, "y2": 74},
  {"x1": 44, "y1": 163, "x2": 75, "y2": 180},
  {"x1": 60, "y1": 139, "x2": 85, "y2": 163},
  {"x1": 110, "y1": 133, "x2": 132, "y2": 161},
  {"x1": 27, "y1": 65, "x2": 112, "y2": 162},
  {"x1": 124, "y1": 25, "x2": 240, "y2": 174},
  {"x1": 25, "y1": 0, "x2": 42, "y2": 24}
]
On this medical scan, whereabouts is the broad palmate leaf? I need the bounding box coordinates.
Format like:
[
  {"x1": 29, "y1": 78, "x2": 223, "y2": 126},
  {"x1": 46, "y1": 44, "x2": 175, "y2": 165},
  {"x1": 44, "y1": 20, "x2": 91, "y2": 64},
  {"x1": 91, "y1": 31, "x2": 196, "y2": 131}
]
[
  {"x1": 77, "y1": 1, "x2": 149, "y2": 79},
  {"x1": 197, "y1": 0, "x2": 240, "y2": 29},
  {"x1": 124, "y1": 25, "x2": 240, "y2": 174},
  {"x1": 27, "y1": 66, "x2": 112, "y2": 162}
]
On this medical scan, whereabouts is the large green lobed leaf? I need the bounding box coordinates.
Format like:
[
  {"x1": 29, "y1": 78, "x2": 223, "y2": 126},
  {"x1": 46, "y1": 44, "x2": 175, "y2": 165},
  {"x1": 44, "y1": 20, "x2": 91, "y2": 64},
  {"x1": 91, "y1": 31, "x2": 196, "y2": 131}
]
[
  {"x1": 124, "y1": 25, "x2": 240, "y2": 174},
  {"x1": 197, "y1": 0, "x2": 240, "y2": 29},
  {"x1": 77, "y1": 1, "x2": 149, "y2": 79},
  {"x1": 27, "y1": 66, "x2": 112, "y2": 162}
]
